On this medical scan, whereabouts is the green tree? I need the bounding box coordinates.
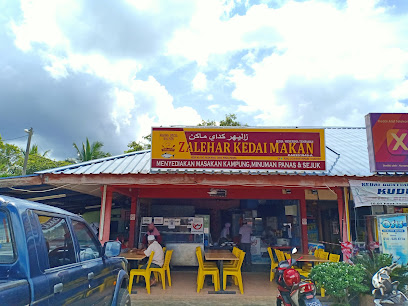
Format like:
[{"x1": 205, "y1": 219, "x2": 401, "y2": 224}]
[
  {"x1": 198, "y1": 113, "x2": 247, "y2": 127},
  {"x1": 124, "y1": 135, "x2": 152, "y2": 153},
  {"x1": 73, "y1": 138, "x2": 111, "y2": 162},
  {"x1": 22, "y1": 155, "x2": 72, "y2": 175},
  {"x1": 0, "y1": 135, "x2": 23, "y2": 177},
  {"x1": 125, "y1": 114, "x2": 247, "y2": 153}
]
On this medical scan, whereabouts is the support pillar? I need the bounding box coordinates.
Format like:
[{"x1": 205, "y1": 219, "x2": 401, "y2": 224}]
[
  {"x1": 128, "y1": 189, "x2": 138, "y2": 248},
  {"x1": 336, "y1": 187, "x2": 349, "y2": 243},
  {"x1": 99, "y1": 185, "x2": 113, "y2": 244},
  {"x1": 299, "y1": 197, "x2": 308, "y2": 253}
]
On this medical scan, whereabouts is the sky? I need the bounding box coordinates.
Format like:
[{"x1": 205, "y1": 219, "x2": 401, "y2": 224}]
[{"x1": 1, "y1": 0, "x2": 408, "y2": 160}]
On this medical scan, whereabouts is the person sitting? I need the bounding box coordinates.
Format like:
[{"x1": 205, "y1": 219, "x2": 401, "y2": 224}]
[
  {"x1": 143, "y1": 223, "x2": 162, "y2": 247},
  {"x1": 136, "y1": 235, "x2": 164, "y2": 286}
]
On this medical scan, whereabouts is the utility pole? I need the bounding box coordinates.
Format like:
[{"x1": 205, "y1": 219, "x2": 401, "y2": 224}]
[{"x1": 22, "y1": 127, "x2": 33, "y2": 176}]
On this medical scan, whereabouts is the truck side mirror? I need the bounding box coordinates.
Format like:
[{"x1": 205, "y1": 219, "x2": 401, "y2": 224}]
[{"x1": 103, "y1": 241, "x2": 121, "y2": 257}]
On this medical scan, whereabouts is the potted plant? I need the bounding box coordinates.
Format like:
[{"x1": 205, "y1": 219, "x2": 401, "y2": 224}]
[
  {"x1": 309, "y1": 262, "x2": 369, "y2": 306},
  {"x1": 351, "y1": 251, "x2": 408, "y2": 305}
]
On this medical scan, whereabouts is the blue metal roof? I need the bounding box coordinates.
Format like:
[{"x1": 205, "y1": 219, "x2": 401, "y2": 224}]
[
  {"x1": 36, "y1": 128, "x2": 375, "y2": 177},
  {"x1": 0, "y1": 195, "x2": 78, "y2": 217}
]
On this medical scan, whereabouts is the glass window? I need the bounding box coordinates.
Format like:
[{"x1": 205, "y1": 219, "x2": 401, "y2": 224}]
[
  {"x1": 38, "y1": 215, "x2": 76, "y2": 268},
  {"x1": 71, "y1": 220, "x2": 101, "y2": 261},
  {"x1": 0, "y1": 210, "x2": 16, "y2": 263}
]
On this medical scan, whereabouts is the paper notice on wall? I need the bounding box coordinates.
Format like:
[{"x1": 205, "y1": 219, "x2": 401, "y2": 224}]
[
  {"x1": 168, "y1": 219, "x2": 176, "y2": 229},
  {"x1": 142, "y1": 217, "x2": 152, "y2": 224},
  {"x1": 204, "y1": 228, "x2": 209, "y2": 234},
  {"x1": 191, "y1": 218, "x2": 204, "y2": 234},
  {"x1": 187, "y1": 217, "x2": 194, "y2": 228},
  {"x1": 163, "y1": 218, "x2": 169, "y2": 226},
  {"x1": 175, "y1": 219, "x2": 181, "y2": 226},
  {"x1": 154, "y1": 217, "x2": 163, "y2": 225}
]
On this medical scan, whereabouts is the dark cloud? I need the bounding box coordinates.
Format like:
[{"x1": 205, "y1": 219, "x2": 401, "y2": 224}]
[{"x1": 0, "y1": 17, "x2": 130, "y2": 160}]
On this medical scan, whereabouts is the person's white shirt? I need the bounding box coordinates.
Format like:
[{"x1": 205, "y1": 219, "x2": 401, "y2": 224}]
[{"x1": 144, "y1": 241, "x2": 164, "y2": 267}]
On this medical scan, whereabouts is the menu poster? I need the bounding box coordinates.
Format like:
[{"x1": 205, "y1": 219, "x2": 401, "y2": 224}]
[
  {"x1": 378, "y1": 215, "x2": 408, "y2": 265},
  {"x1": 163, "y1": 218, "x2": 169, "y2": 226},
  {"x1": 175, "y1": 219, "x2": 181, "y2": 226},
  {"x1": 142, "y1": 217, "x2": 152, "y2": 225},
  {"x1": 154, "y1": 217, "x2": 163, "y2": 225}
]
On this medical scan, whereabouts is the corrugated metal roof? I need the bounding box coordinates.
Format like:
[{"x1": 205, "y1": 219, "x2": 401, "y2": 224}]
[{"x1": 36, "y1": 128, "x2": 376, "y2": 177}]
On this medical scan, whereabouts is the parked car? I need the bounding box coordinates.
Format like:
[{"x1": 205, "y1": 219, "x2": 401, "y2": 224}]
[{"x1": 0, "y1": 195, "x2": 131, "y2": 306}]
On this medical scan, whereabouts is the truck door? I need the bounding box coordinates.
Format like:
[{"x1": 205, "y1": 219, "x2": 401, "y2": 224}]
[
  {"x1": 70, "y1": 219, "x2": 116, "y2": 306},
  {"x1": 35, "y1": 214, "x2": 87, "y2": 305}
]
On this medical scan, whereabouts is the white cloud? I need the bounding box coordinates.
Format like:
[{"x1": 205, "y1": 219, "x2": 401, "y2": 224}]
[
  {"x1": 192, "y1": 72, "x2": 208, "y2": 91},
  {"x1": 207, "y1": 94, "x2": 214, "y2": 101}
]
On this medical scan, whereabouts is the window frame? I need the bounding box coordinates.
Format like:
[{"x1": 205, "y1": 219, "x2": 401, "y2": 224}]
[
  {"x1": 70, "y1": 218, "x2": 102, "y2": 262},
  {"x1": 34, "y1": 211, "x2": 78, "y2": 269},
  {"x1": 0, "y1": 209, "x2": 17, "y2": 264}
]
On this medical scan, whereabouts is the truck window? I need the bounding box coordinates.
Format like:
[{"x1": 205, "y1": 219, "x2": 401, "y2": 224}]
[
  {"x1": 0, "y1": 210, "x2": 15, "y2": 263},
  {"x1": 37, "y1": 215, "x2": 76, "y2": 268},
  {"x1": 71, "y1": 220, "x2": 101, "y2": 262}
]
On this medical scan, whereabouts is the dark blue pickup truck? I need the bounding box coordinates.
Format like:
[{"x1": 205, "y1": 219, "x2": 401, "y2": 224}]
[{"x1": 0, "y1": 195, "x2": 131, "y2": 306}]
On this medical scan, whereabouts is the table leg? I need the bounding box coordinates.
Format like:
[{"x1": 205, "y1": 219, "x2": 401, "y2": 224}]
[{"x1": 208, "y1": 260, "x2": 236, "y2": 294}]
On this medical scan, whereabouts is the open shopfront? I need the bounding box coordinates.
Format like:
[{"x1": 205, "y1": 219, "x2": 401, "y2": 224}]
[{"x1": 134, "y1": 196, "x2": 305, "y2": 265}]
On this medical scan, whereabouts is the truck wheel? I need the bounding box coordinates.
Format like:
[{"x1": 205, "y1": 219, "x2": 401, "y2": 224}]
[
  {"x1": 276, "y1": 299, "x2": 282, "y2": 306},
  {"x1": 117, "y1": 288, "x2": 131, "y2": 306}
]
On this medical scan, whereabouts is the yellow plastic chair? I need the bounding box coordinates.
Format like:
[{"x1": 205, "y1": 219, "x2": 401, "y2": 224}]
[
  {"x1": 195, "y1": 249, "x2": 220, "y2": 293},
  {"x1": 275, "y1": 249, "x2": 286, "y2": 263},
  {"x1": 267, "y1": 247, "x2": 278, "y2": 281},
  {"x1": 284, "y1": 253, "x2": 291, "y2": 260},
  {"x1": 196, "y1": 247, "x2": 217, "y2": 268},
  {"x1": 150, "y1": 250, "x2": 173, "y2": 289},
  {"x1": 128, "y1": 251, "x2": 154, "y2": 294},
  {"x1": 163, "y1": 247, "x2": 166, "y2": 253},
  {"x1": 224, "y1": 248, "x2": 242, "y2": 269},
  {"x1": 314, "y1": 249, "x2": 322, "y2": 258},
  {"x1": 329, "y1": 254, "x2": 340, "y2": 262},
  {"x1": 319, "y1": 251, "x2": 329, "y2": 260},
  {"x1": 223, "y1": 251, "x2": 246, "y2": 294}
]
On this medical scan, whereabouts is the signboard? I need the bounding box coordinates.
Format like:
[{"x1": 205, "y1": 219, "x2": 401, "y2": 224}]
[
  {"x1": 154, "y1": 217, "x2": 163, "y2": 225},
  {"x1": 142, "y1": 217, "x2": 152, "y2": 224},
  {"x1": 378, "y1": 214, "x2": 408, "y2": 265},
  {"x1": 350, "y1": 180, "x2": 408, "y2": 207},
  {"x1": 366, "y1": 113, "x2": 408, "y2": 172},
  {"x1": 151, "y1": 127, "x2": 325, "y2": 171},
  {"x1": 190, "y1": 217, "x2": 204, "y2": 234}
]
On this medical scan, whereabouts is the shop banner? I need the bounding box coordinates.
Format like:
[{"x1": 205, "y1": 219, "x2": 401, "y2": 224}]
[
  {"x1": 366, "y1": 113, "x2": 408, "y2": 172},
  {"x1": 350, "y1": 180, "x2": 408, "y2": 207},
  {"x1": 151, "y1": 127, "x2": 325, "y2": 171},
  {"x1": 378, "y1": 214, "x2": 408, "y2": 265}
]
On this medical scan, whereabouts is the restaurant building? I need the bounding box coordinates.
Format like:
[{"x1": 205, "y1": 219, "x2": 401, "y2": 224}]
[{"x1": 1, "y1": 124, "x2": 407, "y2": 265}]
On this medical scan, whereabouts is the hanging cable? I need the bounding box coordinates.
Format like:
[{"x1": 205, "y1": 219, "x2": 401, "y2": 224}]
[{"x1": 8, "y1": 184, "x2": 71, "y2": 193}]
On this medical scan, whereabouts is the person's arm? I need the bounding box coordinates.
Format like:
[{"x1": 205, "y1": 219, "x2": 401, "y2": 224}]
[{"x1": 144, "y1": 245, "x2": 152, "y2": 257}]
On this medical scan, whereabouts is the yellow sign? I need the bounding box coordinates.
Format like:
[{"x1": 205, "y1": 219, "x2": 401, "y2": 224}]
[{"x1": 151, "y1": 127, "x2": 325, "y2": 170}]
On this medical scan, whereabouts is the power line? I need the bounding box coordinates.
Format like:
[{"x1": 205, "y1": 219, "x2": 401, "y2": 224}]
[{"x1": 3, "y1": 135, "x2": 28, "y2": 142}]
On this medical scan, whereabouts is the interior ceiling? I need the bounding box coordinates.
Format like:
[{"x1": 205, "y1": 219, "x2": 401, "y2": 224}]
[{"x1": 0, "y1": 183, "x2": 128, "y2": 214}]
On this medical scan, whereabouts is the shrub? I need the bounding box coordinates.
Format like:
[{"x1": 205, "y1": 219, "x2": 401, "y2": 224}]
[{"x1": 309, "y1": 262, "x2": 369, "y2": 306}]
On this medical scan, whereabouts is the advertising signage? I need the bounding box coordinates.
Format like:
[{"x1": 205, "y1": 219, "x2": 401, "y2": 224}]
[
  {"x1": 349, "y1": 180, "x2": 408, "y2": 207},
  {"x1": 366, "y1": 113, "x2": 408, "y2": 172},
  {"x1": 151, "y1": 127, "x2": 325, "y2": 171}
]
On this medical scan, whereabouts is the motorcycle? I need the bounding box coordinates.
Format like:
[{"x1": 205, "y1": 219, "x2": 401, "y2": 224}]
[
  {"x1": 372, "y1": 262, "x2": 408, "y2": 305},
  {"x1": 275, "y1": 248, "x2": 322, "y2": 306}
]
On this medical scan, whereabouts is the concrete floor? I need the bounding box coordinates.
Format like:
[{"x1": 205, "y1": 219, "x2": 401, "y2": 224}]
[{"x1": 130, "y1": 269, "x2": 280, "y2": 305}]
